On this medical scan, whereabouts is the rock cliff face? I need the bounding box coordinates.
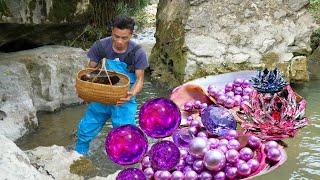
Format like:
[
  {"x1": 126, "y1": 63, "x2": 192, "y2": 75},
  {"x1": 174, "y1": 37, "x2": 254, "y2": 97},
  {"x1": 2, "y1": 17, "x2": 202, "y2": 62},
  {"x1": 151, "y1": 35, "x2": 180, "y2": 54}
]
[
  {"x1": 150, "y1": 0, "x2": 318, "y2": 88},
  {"x1": 0, "y1": 0, "x2": 89, "y2": 24},
  {"x1": 0, "y1": 46, "x2": 87, "y2": 140}
]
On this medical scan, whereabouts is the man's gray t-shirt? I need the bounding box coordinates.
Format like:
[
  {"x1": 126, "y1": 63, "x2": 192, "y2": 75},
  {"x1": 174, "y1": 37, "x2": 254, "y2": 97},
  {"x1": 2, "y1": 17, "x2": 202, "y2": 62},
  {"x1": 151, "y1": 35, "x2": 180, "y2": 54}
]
[{"x1": 87, "y1": 37, "x2": 149, "y2": 70}]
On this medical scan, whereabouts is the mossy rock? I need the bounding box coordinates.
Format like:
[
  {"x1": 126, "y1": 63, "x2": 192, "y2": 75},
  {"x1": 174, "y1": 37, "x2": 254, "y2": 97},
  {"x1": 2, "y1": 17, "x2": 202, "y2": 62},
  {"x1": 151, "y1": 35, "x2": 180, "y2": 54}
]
[
  {"x1": 69, "y1": 157, "x2": 97, "y2": 177},
  {"x1": 187, "y1": 61, "x2": 258, "y2": 81},
  {"x1": 309, "y1": 46, "x2": 320, "y2": 61},
  {"x1": 260, "y1": 52, "x2": 280, "y2": 70},
  {"x1": 310, "y1": 28, "x2": 320, "y2": 52}
]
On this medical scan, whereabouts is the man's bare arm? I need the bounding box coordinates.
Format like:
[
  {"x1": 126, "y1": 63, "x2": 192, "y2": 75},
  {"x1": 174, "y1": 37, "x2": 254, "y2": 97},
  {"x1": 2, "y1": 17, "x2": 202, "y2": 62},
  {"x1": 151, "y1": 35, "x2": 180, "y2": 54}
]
[{"x1": 117, "y1": 69, "x2": 144, "y2": 105}]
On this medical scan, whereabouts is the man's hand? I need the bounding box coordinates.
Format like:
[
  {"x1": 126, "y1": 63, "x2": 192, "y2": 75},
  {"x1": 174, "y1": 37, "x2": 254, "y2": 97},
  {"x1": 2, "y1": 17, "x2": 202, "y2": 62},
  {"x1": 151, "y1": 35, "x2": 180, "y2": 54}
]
[{"x1": 116, "y1": 91, "x2": 133, "y2": 105}]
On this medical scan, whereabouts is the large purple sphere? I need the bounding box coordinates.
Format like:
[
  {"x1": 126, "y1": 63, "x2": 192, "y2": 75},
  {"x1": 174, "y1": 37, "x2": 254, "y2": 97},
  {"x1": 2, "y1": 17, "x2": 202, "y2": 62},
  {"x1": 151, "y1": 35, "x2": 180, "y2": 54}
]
[
  {"x1": 149, "y1": 140, "x2": 180, "y2": 171},
  {"x1": 201, "y1": 106, "x2": 237, "y2": 136},
  {"x1": 139, "y1": 98, "x2": 181, "y2": 138},
  {"x1": 116, "y1": 168, "x2": 146, "y2": 180},
  {"x1": 105, "y1": 125, "x2": 148, "y2": 165}
]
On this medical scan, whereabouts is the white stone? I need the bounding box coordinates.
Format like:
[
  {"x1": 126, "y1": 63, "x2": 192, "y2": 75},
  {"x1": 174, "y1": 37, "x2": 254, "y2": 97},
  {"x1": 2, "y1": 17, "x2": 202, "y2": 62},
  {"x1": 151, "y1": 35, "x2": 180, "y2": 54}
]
[
  {"x1": 185, "y1": 35, "x2": 226, "y2": 57},
  {"x1": 0, "y1": 135, "x2": 52, "y2": 180},
  {"x1": 25, "y1": 145, "x2": 83, "y2": 180},
  {"x1": 0, "y1": 46, "x2": 87, "y2": 140}
]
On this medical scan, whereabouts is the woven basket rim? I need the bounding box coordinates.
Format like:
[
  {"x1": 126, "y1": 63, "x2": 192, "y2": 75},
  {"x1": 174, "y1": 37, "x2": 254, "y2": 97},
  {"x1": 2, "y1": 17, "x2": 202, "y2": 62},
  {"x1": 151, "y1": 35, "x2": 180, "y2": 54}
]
[{"x1": 77, "y1": 68, "x2": 130, "y2": 88}]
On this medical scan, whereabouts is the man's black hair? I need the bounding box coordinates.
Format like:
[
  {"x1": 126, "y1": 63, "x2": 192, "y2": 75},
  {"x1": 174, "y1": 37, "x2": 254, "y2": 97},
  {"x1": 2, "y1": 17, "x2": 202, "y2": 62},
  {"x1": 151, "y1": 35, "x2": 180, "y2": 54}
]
[{"x1": 112, "y1": 15, "x2": 135, "y2": 32}]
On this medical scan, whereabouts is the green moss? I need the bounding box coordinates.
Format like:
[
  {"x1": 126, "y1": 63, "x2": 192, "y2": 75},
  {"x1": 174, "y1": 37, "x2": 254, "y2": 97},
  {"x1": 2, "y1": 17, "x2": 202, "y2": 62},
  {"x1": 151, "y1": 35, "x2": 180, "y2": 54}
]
[
  {"x1": 28, "y1": 0, "x2": 36, "y2": 11},
  {"x1": 149, "y1": 1, "x2": 190, "y2": 88},
  {"x1": 0, "y1": 0, "x2": 10, "y2": 17},
  {"x1": 309, "y1": 0, "x2": 320, "y2": 23},
  {"x1": 69, "y1": 157, "x2": 97, "y2": 177},
  {"x1": 310, "y1": 28, "x2": 320, "y2": 52},
  {"x1": 48, "y1": 0, "x2": 78, "y2": 22}
]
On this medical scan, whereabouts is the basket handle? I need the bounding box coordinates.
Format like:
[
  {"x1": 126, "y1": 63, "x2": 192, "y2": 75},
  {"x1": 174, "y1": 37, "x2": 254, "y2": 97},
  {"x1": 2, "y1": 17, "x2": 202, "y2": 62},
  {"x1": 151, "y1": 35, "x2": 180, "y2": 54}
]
[{"x1": 90, "y1": 58, "x2": 113, "y2": 86}]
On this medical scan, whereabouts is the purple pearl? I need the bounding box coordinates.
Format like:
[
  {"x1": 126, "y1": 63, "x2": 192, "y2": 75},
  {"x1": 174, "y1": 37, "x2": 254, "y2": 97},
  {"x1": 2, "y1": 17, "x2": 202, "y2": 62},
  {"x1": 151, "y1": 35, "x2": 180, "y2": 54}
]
[
  {"x1": 239, "y1": 147, "x2": 254, "y2": 161},
  {"x1": 224, "y1": 98, "x2": 235, "y2": 108},
  {"x1": 215, "y1": 90, "x2": 225, "y2": 98},
  {"x1": 237, "y1": 162, "x2": 251, "y2": 176},
  {"x1": 189, "y1": 137, "x2": 208, "y2": 157},
  {"x1": 217, "y1": 95, "x2": 227, "y2": 105},
  {"x1": 200, "y1": 103, "x2": 208, "y2": 109},
  {"x1": 184, "y1": 170, "x2": 198, "y2": 180},
  {"x1": 248, "y1": 135, "x2": 262, "y2": 149},
  {"x1": 234, "y1": 78, "x2": 244, "y2": 86},
  {"x1": 247, "y1": 159, "x2": 260, "y2": 172},
  {"x1": 225, "y1": 83, "x2": 234, "y2": 92},
  {"x1": 225, "y1": 166, "x2": 238, "y2": 179},
  {"x1": 217, "y1": 145, "x2": 228, "y2": 153},
  {"x1": 235, "y1": 159, "x2": 246, "y2": 168},
  {"x1": 194, "y1": 100, "x2": 202, "y2": 109},
  {"x1": 183, "y1": 166, "x2": 193, "y2": 174},
  {"x1": 265, "y1": 141, "x2": 279, "y2": 152},
  {"x1": 154, "y1": 171, "x2": 162, "y2": 180},
  {"x1": 184, "y1": 102, "x2": 193, "y2": 111},
  {"x1": 185, "y1": 155, "x2": 195, "y2": 165},
  {"x1": 143, "y1": 167, "x2": 154, "y2": 179},
  {"x1": 192, "y1": 159, "x2": 204, "y2": 172},
  {"x1": 219, "y1": 139, "x2": 229, "y2": 146},
  {"x1": 226, "y1": 149, "x2": 240, "y2": 163},
  {"x1": 199, "y1": 171, "x2": 212, "y2": 180},
  {"x1": 203, "y1": 149, "x2": 226, "y2": 171},
  {"x1": 225, "y1": 167, "x2": 238, "y2": 179},
  {"x1": 267, "y1": 148, "x2": 282, "y2": 162},
  {"x1": 242, "y1": 79, "x2": 251, "y2": 88},
  {"x1": 227, "y1": 139, "x2": 240, "y2": 150},
  {"x1": 225, "y1": 130, "x2": 238, "y2": 140},
  {"x1": 225, "y1": 91, "x2": 235, "y2": 98},
  {"x1": 243, "y1": 87, "x2": 253, "y2": 96},
  {"x1": 234, "y1": 87, "x2": 243, "y2": 95},
  {"x1": 180, "y1": 149, "x2": 188, "y2": 159},
  {"x1": 171, "y1": 170, "x2": 184, "y2": 180},
  {"x1": 208, "y1": 138, "x2": 219, "y2": 149},
  {"x1": 214, "y1": 171, "x2": 226, "y2": 180},
  {"x1": 160, "y1": 171, "x2": 171, "y2": 180},
  {"x1": 175, "y1": 159, "x2": 185, "y2": 170},
  {"x1": 142, "y1": 156, "x2": 151, "y2": 167},
  {"x1": 242, "y1": 95, "x2": 250, "y2": 101},
  {"x1": 188, "y1": 126, "x2": 198, "y2": 135}
]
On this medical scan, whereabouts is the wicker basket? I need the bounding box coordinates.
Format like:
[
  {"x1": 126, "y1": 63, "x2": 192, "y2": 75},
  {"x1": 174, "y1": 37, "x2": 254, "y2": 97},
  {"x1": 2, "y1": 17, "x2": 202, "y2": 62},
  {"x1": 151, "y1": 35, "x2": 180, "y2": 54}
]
[{"x1": 76, "y1": 68, "x2": 130, "y2": 105}]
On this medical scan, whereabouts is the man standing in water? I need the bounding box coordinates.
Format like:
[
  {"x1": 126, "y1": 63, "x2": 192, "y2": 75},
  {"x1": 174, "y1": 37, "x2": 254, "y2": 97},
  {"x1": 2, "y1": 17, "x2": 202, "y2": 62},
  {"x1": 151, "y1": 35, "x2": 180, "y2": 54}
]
[{"x1": 75, "y1": 15, "x2": 149, "y2": 155}]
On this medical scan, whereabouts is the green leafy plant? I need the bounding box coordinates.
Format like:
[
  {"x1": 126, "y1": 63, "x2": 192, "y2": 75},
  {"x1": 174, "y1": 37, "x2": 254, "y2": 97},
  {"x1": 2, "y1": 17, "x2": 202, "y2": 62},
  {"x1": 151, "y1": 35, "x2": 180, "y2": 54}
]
[
  {"x1": 310, "y1": 28, "x2": 320, "y2": 52},
  {"x1": 309, "y1": 0, "x2": 320, "y2": 23},
  {"x1": 0, "y1": 0, "x2": 10, "y2": 17}
]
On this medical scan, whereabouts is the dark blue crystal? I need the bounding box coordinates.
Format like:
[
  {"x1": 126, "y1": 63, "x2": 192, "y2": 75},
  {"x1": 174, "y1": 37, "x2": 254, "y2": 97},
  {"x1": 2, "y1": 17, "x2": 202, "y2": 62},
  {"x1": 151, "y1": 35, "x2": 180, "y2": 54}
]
[{"x1": 251, "y1": 68, "x2": 288, "y2": 93}]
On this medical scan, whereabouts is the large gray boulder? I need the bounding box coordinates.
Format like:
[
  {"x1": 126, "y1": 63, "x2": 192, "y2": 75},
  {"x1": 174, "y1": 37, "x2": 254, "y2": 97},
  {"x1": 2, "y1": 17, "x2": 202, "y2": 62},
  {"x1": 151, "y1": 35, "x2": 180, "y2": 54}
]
[
  {"x1": 0, "y1": 45, "x2": 87, "y2": 140},
  {"x1": 150, "y1": 0, "x2": 318, "y2": 88},
  {"x1": 0, "y1": 135, "x2": 52, "y2": 180}
]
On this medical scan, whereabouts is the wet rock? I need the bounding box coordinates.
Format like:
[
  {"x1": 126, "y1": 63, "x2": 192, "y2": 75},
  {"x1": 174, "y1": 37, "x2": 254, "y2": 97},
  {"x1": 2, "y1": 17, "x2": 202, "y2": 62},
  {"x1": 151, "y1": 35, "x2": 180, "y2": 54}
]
[
  {"x1": 0, "y1": 135, "x2": 52, "y2": 180},
  {"x1": 290, "y1": 56, "x2": 309, "y2": 82},
  {"x1": 309, "y1": 46, "x2": 320, "y2": 61},
  {"x1": 0, "y1": 45, "x2": 87, "y2": 140},
  {"x1": 25, "y1": 145, "x2": 83, "y2": 180}
]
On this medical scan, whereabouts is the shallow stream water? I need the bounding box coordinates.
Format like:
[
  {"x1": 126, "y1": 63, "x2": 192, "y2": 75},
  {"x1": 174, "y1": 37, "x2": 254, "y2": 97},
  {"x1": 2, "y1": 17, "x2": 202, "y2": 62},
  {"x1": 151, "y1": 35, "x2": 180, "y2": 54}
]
[{"x1": 16, "y1": 63, "x2": 320, "y2": 179}]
